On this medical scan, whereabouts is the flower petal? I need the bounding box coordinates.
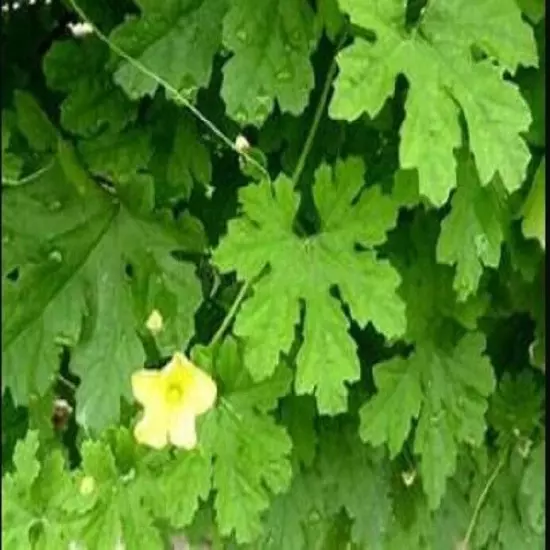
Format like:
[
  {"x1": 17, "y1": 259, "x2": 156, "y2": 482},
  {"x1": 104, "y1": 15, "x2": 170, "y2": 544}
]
[
  {"x1": 131, "y1": 369, "x2": 165, "y2": 407},
  {"x1": 134, "y1": 408, "x2": 169, "y2": 449},
  {"x1": 164, "y1": 352, "x2": 192, "y2": 377},
  {"x1": 187, "y1": 368, "x2": 217, "y2": 415},
  {"x1": 168, "y1": 408, "x2": 198, "y2": 449},
  {"x1": 166, "y1": 353, "x2": 217, "y2": 415}
]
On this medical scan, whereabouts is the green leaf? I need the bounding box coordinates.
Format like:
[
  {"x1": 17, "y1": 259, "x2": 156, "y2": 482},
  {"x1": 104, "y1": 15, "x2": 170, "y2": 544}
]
[
  {"x1": 518, "y1": 23, "x2": 545, "y2": 147},
  {"x1": 254, "y1": 469, "x2": 327, "y2": 550},
  {"x1": 473, "y1": 452, "x2": 544, "y2": 549},
  {"x1": 387, "y1": 211, "x2": 490, "y2": 342},
  {"x1": 318, "y1": 427, "x2": 393, "y2": 549},
  {"x1": 148, "y1": 106, "x2": 212, "y2": 204},
  {"x1": 110, "y1": 0, "x2": 227, "y2": 100},
  {"x1": 2, "y1": 139, "x2": 203, "y2": 432},
  {"x1": 43, "y1": 39, "x2": 137, "y2": 137},
  {"x1": 516, "y1": 0, "x2": 545, "y2": 23},
  {"x1": 359, "y1": 355, "x2": 422, "y2": 458},
  {"x1": 2, "y1": 0, "x2": 545, "y2": 544},
  {"x1": 73, "y1": 437, "x2": 164, "y2": 549},
  {"x1": 11, "y1": 430, "x2": 41, "y2": 488},
  {"x1": 194, "y1": 338, "x2": 293, "y2": 544},
  {"x1": 1, "y1": 112, "x2": 23, "y2": 182},
  {"x1": 330, "y1": 0, "x2": 536, "y2": 205},
  {"x1": 488, "y1": 371, "x2": 544, "y2": 440},
  {"x1": 2, "y1": 431, "x2": 75, "y2": 550},
  {"x1": 521, "y1": 156, "x2": 545, "y2": 249},
  {"x1": 221, "y1": 0, "x2": 319, "y2": 126},
  {"x1": 429, "y1": 477, "x2": 471, "y2": 549},
  {"x1": 281, "y1": 395, "x2": 318, "y2": 468},
  {"x1": 437, "y1": 151, "x2": 506, "y2": 301},
  {"x1": 13, "y1": 91, "x2": 58, "y2": 153},
  {"x1": 153, "y1": 451, "x2": 211, "y2": 529},
  {"x1": 413, "y1": 335, "x2": 495, "y2": 509},
  {"x1": 138, "y1": 431, "x2": 211, "y2": 534},
  {"x1": 214, "y1": 158, "x2": 405, "y2": 414},
  {"x1": 518, "y1": 441, "x2": 545, "y2": 535},
  {"x1": 391, "y1": 168, "x2": 421, "y2": 210},
  {"x1": 361, "y1": 334, "x2": 495, "y2": 509},
  {"x1": 505, "y1": 223, "x2": 543, "y2": 283},
  {"x1": 78, "y1": 126, "x2": 152, "y2": 184},
  {"x1": 316, "y1": 0, "x2": 345, "y2": 43},
  {"x1": 133, "y1": 250, "x2": 205, "y2": 357}
]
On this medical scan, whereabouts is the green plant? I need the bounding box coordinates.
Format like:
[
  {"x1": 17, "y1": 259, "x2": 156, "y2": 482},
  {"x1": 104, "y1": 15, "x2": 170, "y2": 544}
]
[{"x1": 1, "y1": 0, "x2": 545, "y2": 548}]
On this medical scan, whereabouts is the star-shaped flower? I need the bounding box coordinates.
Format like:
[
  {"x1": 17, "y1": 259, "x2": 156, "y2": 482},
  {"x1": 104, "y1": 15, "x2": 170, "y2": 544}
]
[{"x1": 131, "y1": 352, "x2": 217, "y2": 450}]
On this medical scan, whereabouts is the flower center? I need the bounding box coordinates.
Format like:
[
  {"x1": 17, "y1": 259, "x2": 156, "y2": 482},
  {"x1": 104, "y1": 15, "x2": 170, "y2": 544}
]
[{"x1": 166, "y1": 384, "x2": 183, "y2": 404}]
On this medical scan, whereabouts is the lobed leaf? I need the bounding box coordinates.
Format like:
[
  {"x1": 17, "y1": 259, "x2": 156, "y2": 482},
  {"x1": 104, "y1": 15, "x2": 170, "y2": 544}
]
[
  {"x1": 330, "y1": 0, "x2": 537, "y2": 205},
  {"x1": 221, "y1": 0, "x2": 319, "y2": 126},
  {"x1": 214, "y1": 158, "x2": 406, "y2": 414}
]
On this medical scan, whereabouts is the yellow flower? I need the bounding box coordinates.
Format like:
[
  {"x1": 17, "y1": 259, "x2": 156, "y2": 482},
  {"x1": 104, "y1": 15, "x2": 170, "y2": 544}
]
[{"x1": 131, "y1": 352, "x2": 217, "y2": 450}]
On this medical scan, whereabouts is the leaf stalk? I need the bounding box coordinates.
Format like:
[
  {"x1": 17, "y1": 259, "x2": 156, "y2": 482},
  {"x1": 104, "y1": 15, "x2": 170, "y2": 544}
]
[
  {"x1": 291, "y1": 42, "x2": 341, "y2": 186},
  {"x1": 462, "y1": 453, "x2": 506, "y2": 546},
  {"x1": 209, "y1": 280, "x2": 250, "y2": 346}
]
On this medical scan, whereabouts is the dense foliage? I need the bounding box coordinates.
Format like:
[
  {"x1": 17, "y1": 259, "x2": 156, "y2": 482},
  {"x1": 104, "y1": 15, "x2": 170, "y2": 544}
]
[{"x1": 1, "y1": 0, "x2": 545, "y2": 548}]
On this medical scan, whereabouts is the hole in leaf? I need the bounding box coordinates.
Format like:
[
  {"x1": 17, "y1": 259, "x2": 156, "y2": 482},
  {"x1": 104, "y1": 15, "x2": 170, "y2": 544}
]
[
  {"x1": 405, "y1": 0, "x2": 429, "y2": 28},
  {"x1": 6, "y1": 268, "x2": 19, "y2": 282}
]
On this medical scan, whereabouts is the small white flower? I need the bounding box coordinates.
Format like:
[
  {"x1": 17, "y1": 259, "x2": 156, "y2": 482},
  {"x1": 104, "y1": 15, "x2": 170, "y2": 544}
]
[
  {"x1": 235, "y1": 134, "x2": 250, "y2": 153},
  {"x1": 12, "y1": 2, "x2": 21, "y2": 11},
  {"x1": 67, "y1": 21, "x2": 94, "y2": 38}
]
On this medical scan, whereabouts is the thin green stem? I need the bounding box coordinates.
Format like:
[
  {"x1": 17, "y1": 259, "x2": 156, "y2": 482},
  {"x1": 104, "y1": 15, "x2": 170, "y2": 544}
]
[
  {"x1": 291, "y1": 32, "x2": 346, "y2": 186},
  {"x1": 209, "y1": 280, "x2": 250, "y2": 347},
  {"x1": 68, "y1": 0, "x2": 270, "y2": 181},
  {"x1": 462, "y1": 454, "x2": 506, "y2": 547},
  {"x1": 2, "y1": 159, "x2": 55, "y2": 187},
  {"x1": 291, "y1": 59, "x2": 339, "y2": 186},
  {"x1": 57, "y1": 374, "x2": 77, "y2": 392}
]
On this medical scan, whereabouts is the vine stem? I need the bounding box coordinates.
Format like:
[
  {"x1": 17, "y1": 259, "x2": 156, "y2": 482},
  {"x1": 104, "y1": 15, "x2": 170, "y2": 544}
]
[
  {"x1": 291, "y1": 36, "x2": 344, "y2": 186},
  {"x1": 462, "y1": 454, "x2": 506, "y2": 547},
  {"x1": 2, "y1": 159, "x2": 55, "y2": 187},
  {"x1": 57, "y1": 373, "x2": 77, "y2": 392},
  {"x1": 68, "y1": 0, "x2": 270, "y2": 181},
  {"x1": 209, "y1": 280, "x2": 250, "y2": 347}
]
